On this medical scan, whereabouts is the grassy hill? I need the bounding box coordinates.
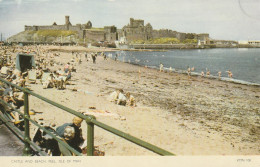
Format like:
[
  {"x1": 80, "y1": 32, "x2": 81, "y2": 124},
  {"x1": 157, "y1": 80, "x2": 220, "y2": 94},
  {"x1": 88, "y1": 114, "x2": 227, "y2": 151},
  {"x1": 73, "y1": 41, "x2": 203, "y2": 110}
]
[{"x1": 8, "y1": 30, "x2": 78, "y2": 43}]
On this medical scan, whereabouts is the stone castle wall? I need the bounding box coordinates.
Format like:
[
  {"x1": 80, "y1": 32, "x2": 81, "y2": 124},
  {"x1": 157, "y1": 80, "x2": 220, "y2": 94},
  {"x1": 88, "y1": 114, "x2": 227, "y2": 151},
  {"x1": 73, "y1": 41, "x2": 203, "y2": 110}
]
[
  {"x1": 152, "y1": 29, "x2": 177, "y2": 39},
  {"x1": 105, "y1": 32, "x2": 117, "y2": 42},
  {"x1": 85, "y1": 30, "x2": 105, "y2": 42},
  {"x1": 23, "y1": 16, "x2": 210, "y2": 43}
]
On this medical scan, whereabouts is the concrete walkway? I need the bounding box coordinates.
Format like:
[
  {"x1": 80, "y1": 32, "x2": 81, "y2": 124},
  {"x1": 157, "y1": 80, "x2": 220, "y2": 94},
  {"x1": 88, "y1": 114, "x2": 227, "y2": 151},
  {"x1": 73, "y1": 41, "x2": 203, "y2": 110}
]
[{"x1": 0, "y1": 124, "x2": 24, "y2": 156}]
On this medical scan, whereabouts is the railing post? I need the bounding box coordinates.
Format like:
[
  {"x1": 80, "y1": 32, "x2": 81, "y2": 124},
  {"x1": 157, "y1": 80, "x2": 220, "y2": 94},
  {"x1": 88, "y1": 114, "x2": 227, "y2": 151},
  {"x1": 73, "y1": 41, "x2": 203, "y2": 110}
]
[
  {"x1": 86, "y1": 115, "x2": 96, "y2": 156},
  {"x1": 23, "y1": 92, "x2": 32, "y2": 156}
]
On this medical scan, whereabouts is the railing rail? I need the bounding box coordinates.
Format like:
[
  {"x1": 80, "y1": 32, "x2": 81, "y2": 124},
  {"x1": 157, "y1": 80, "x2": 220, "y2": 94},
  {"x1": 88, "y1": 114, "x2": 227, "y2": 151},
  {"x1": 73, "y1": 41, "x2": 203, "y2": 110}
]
[{"x1": 0, "y1": 77, "x2": 175, "y2": 156}]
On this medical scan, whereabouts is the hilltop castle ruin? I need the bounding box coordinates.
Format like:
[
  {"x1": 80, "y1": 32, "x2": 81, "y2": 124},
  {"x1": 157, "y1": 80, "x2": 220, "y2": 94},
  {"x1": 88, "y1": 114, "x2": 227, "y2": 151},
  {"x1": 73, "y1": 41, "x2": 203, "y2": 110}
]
[{"x1": 24, "y1": 16, "x2": 210, "y2": 44}]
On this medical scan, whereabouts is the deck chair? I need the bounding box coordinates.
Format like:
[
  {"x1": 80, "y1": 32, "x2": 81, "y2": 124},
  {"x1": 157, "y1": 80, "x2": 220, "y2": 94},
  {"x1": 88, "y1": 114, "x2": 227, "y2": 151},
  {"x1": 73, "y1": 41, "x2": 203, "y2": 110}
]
[
  {"x1": 0, "y1": 66, "x2": 9, "y2": 75},
  {"x1": 40, "y1": 72, "x2": 51, "y2": 84},
  {"x1": 28, "y1": 70, "x2": 37, "y2": 84}
]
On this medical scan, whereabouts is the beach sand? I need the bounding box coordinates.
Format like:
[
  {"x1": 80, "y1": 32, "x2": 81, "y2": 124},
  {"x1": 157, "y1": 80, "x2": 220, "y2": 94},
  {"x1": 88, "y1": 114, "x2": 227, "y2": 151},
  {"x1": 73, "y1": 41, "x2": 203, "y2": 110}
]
[{"x1": 13, "y1": 45, "x2": 260, "y2": 155}]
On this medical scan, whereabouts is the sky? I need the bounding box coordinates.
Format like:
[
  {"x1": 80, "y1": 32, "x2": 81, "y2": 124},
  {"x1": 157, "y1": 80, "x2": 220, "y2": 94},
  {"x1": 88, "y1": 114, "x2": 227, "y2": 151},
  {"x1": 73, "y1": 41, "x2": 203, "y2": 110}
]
[{"x1": 0, "y1": 0, "x2": 259, "y2": 41}]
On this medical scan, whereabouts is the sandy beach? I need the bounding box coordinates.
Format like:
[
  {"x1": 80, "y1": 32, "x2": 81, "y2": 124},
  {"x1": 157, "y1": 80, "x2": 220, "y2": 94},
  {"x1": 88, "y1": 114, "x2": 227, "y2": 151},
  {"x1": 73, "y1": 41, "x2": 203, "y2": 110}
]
[{"x1": 2, "y1": 45, "x2": 259, "y2": 156}]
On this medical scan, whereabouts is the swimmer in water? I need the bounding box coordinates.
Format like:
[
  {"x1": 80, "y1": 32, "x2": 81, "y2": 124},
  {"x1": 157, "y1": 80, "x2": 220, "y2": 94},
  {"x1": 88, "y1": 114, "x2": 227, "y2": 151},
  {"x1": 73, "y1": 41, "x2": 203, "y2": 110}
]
[{"x1": 226, "y1": 70, "x2": 233, "y2": 78}]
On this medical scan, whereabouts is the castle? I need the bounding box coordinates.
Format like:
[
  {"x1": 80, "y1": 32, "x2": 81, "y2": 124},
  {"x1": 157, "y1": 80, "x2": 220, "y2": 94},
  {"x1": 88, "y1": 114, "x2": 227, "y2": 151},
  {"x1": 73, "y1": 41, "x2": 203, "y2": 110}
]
[{"x1": 24, "y1": 16, "x2": 210, "y2": 44}]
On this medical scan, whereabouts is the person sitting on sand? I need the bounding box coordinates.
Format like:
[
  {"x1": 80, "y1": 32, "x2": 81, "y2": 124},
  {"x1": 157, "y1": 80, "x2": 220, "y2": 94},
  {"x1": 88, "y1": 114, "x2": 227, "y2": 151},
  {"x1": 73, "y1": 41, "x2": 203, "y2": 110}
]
[
  {"x1": 54, "y1": 72, "x2": 65, "y2": 90},
  {"x1": 64, "y1": 62, "x2": 70, "y2": 73},
  {"x1": 56, "y1": 117, "x2": 85, "y2": 154},
  {"x1": 43, "y1": 73, "x2": 55, "y2": 89},
  {"x1": 36, "y1": 67, "x2": 43, "y2": 79},
  {"x1": 64, "y1": 70, "x2": 72, "y2": 83},
  {"x1": 108, "y1": 90, "x2": 120, "y2": 104},
  {"x1": 6, "y1": 70, "x2": 16, "y2": 82},
  {"x1": 117, "y1": 89, "x2": 127, "y2": 106},
  {"x1": 126, "y1": 92, "x2": 136, "y2": 107}
]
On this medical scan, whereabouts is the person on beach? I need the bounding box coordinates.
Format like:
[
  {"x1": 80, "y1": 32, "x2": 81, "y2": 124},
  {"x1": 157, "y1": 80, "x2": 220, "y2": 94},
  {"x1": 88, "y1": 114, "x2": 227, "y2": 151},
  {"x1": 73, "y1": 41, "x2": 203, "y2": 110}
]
[
  {"x1": 169, "y1": 67, "x2": 173, "y2": 73},
  {"x1": 56, "y1": 117, "x2": 85, "y2": 153},
  {"x1": 91, "y1": 53, "x2": 96, "y2": 64},
  {"x1": 159, "y1": 63, "x2": 164, "y2": 72},
  {"x1": 117, "y1": 89, "x2": 127, "y2": 106},
  {"x1": 191, "y1": 67, "x2": 195, "y2": 71},
  {"x1": 201, "y1": 71, "x2": 204, "y2": 77},
  {"x1": 226, "y1": 70, "x2": 233, "y2": 78},
  {"x1": 126, "y1": 92, "x2": 136, "y2": 107},
  {"x1": 115, "y1": 54, "x2": 118, "y2": 61},
  {"x1": 187, "y1": 67, "x2": 191, "y2": 76},
  {"x1": 218, "y1": 71, "x2": 222, "y2": 79},
  {"x1": 108, "y1": 90, "x2": 120, "y2": 103},
  {"x1": 64, "y1": 62, "x2": 70, "y2": 73},
  {"x1": 206, "y1": 70, "x2": 210, "y2": 77},
  {"x1": 43, "y1": 73, "x2": 55, "y2": 89},
  {"x1": 85, "y1": 52, "x2": 88, "y2": 61}
]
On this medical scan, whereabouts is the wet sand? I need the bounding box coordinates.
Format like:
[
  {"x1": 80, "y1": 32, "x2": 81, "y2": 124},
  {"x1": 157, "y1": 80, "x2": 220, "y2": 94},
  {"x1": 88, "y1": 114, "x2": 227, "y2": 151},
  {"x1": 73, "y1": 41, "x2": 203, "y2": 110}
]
[{"x1": 7, "y1": 45, "x2": 260, "y2": 155}]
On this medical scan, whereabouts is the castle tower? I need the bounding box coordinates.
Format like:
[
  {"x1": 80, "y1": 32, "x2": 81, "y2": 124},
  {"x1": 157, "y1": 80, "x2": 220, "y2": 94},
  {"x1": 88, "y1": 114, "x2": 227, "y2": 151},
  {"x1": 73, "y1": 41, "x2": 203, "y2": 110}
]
[
  {"x1": 65, "y1": 15, "x2": 72, "y2": 30},
  {"x1": 65, "y1": 16, "x2": 70, "y2": 25}
]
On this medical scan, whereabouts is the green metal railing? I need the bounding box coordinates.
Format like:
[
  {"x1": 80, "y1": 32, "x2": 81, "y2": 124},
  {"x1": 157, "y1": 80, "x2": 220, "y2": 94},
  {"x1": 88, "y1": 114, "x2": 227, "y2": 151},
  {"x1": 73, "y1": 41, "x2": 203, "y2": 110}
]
[{"x1": 0, "y1": 77, "x2": 175, "y2": 156}]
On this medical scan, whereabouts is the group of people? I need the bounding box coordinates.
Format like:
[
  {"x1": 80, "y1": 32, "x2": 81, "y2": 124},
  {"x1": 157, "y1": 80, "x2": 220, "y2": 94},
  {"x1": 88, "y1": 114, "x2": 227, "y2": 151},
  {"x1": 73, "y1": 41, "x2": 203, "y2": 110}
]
[
  {"x1": 108, "y1": 89, "x2": 136, "y2": 107},
  {"x1": 84, "y1": 52, "x2": 107, "y2": 64},
  {"x1": 158, "y1": 62, "x2": 233, "y2": 79},
  {"x1": 56, "y1": 117, "x2": 85, "y2": 155},
  {"x1": 200, "y1": 69, "x2": 232, "y2": 79}
]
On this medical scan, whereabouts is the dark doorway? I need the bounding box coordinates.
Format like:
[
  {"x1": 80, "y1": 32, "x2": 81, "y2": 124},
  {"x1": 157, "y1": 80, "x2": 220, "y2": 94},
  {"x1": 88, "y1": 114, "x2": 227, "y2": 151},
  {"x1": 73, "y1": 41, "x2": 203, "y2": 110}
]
[{"x1": 19, "y1": 55, "x2": 33, "y2": 72}]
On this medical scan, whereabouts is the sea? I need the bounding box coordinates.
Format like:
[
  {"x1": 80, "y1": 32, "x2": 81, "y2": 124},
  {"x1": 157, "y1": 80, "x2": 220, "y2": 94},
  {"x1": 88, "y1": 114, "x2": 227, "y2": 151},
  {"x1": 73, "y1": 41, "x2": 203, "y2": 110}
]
[{"x1": 105, "y1": 48, "x2": 260, "y2": 85}]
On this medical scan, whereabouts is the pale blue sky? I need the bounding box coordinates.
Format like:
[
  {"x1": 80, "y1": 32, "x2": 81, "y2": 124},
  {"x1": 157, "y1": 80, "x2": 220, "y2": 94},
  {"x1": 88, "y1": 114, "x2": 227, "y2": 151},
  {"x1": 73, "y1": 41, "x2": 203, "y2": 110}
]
[{"x1": 0, "y1": 0, "x2": 259, "y2": 40}]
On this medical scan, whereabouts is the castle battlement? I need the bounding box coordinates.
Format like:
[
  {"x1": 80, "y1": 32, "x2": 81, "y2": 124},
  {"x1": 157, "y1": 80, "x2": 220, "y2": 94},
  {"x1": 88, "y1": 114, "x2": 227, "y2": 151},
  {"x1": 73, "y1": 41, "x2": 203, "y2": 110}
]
[{"x1": 24, "y1": 16, "x2": 210, "y2": 43}]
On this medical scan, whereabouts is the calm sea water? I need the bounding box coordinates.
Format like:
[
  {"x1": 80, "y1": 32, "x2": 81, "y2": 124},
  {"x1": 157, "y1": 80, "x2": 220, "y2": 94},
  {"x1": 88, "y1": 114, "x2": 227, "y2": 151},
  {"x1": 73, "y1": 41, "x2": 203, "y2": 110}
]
[{"x1": 105, "y1": 48, "x2": 260, "y2": 84}]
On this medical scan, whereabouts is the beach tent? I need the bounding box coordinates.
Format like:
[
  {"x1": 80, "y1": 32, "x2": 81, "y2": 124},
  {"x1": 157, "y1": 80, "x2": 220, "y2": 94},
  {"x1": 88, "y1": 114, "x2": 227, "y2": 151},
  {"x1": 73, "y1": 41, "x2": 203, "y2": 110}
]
[{"x1": 15, "y1": 53, "x2": 36, "y2": 72}]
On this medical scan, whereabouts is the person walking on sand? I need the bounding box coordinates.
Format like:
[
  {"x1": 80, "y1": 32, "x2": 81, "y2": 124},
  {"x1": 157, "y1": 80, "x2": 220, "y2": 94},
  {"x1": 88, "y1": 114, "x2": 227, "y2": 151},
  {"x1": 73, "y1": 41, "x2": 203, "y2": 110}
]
[
  {"x1": 169, "y1": 67, "x2": 173, "y2": 73},
  {"x1": 218, "y1": 71, "x2": 222, "y2": 79},
  {"x1": 201, "y1": 71, "x2": 204, "y2": 77},
  {"x1": 85, "y1": 52, "x2": 88, "y2": 61},
  {"x1": 187, "y1": 66, "x2": 191, "y2": 76},
  {"x1": 159, "y1": 63, "x2": 164, "y2": 72},
  {"x1": 91, "y1": 53, "x2": 96, "y2": 64},
  {"x1": 115, "y1": 54, "x2": 118, "y2": 61}
]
